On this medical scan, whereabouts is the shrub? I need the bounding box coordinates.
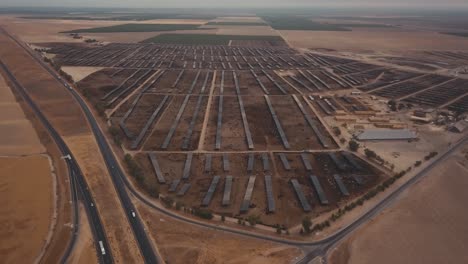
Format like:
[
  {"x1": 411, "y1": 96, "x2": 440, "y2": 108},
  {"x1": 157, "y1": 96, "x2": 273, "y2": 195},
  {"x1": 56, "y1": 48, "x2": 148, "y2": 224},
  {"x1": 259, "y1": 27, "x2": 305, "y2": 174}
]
[
  {"x1": 247, "y1": 215, "x2": 260, "y2": 226},
  {"x1": 109, "y1": 125, "x2": 122, "y2": 147},
  {"x1": 302, "y1": 216, "x2": 312, "y2": 233},
  {"x1": 348, "y1": 140, "x2": 360, "y2": 152},
  {"x1": 124, "y1": 154, "x2": 144, "y2": 184},
  {"x1": 364, "y1": 148, "x2": 377, "y2": 159},
  {"x1": 276, "y1": 226, "x2": 282, "y2": 234},
  {"x1": 161, "y1": 196, "x2": 173, "y2": 208},
  {"x1": 193, "y1": 208, "x2": 213, "y2": 220},
  {"x1": 332, "y1": 126, "x2": 341, "y2": 136}
]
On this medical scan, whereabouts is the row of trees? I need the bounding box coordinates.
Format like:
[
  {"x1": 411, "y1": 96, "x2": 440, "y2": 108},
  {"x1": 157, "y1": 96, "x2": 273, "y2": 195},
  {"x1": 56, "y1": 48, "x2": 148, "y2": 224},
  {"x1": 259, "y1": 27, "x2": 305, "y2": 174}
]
[{"x1": 310, "y1": 150, "x2": 440, "y2": 233}]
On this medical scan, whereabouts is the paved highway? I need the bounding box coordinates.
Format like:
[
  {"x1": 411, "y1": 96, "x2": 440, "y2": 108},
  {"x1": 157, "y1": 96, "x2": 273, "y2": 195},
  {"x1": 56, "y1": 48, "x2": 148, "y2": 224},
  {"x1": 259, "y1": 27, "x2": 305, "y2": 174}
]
[
  {"x1": 0, "y1": 60, "x2": 113, "y2": 264},
  {"x1": 5, "y1": 26, "x2": 467, "y2": 263},
  {"x1": 0, "y1": 28, "x2": 160, "y2": 264}
]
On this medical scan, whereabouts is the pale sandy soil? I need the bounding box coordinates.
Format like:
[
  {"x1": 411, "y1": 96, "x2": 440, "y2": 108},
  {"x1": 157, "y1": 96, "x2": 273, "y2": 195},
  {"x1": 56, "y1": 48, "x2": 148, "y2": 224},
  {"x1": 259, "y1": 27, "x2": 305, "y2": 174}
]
[
  {"x1": 328, "y1": 143, "x2": 468, "y2": 264},
  {"x1": 67, "y1": 204, "x2": 98, "y2": 264},
  {"x1": 0, "y1": 74, "x2": 44, "y2": 155},
  {"x1": 280, "y1": 29, "x2": 468, "y2": 51},
  {"x1": 61, "y1": 66, "x2": 104, "y2": 82},
  {"x1": 0, "y1": 156, "x2": 53, "y2": 264},
  {"x1": 137, "y1": 202, "x2": 303, "y2": 264}
]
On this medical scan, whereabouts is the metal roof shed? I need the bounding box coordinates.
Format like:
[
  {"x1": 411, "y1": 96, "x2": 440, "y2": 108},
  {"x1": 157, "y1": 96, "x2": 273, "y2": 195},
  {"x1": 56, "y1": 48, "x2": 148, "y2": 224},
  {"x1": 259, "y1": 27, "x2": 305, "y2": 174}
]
[{"x1": 356, "y1": 129, "x2": 417, "y2": 141}]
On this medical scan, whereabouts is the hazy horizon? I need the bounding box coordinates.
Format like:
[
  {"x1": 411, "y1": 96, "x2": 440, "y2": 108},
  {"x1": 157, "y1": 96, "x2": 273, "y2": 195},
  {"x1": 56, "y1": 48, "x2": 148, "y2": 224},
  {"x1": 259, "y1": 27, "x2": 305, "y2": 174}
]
[{"x1": 1, "y1": 0, "x2": 468, "y2": 9}]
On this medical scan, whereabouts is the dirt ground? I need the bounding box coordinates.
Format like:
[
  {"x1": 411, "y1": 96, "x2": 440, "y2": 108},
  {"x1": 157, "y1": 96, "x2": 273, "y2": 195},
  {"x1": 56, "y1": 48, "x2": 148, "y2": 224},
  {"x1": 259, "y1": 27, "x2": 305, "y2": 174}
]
[
  {"x1": 67, "y1": 204, "x2": 98, "y2": 264},
  {"x1": 61, "y1": 66, "x2": 104, "y2": 82},
  {"x1": 64, "y1": 133, "x2": 143, "y2": 263},
  {"x1": 328, "y1": 143, "x2": 468, "y2": 264},
  {"x1": 0, "y1": 156, "x2": 53, "y2": 264},
  {"x1": 136, "y1": 202, "x2": 303, "y2": 264},
  {"x1": 0, "y1": 15, "x2": 210, "y2": 43},
  {"x1": 0, "y1": 73, "x2": 45, "y2": 155},
  {"x1": 0, "y1": 30, "x2": 143, "y2": 263},
  {"x1": 280, "y1": 28, "x2": 468, "y2": 52}
]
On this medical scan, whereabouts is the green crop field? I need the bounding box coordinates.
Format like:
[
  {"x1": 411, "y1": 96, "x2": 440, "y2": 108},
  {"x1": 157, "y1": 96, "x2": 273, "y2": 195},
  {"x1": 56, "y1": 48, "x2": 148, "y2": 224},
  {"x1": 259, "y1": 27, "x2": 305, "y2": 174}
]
[
  {"x1": 63, "y1": 23, "x2": 202, "y2": 33},
  {"x1": 141, "y1": 33, "x2": 284, "y2": 45},
  {"x1": 205, "y1": 21, "x2": 267, "y2": 26},
  {"x1": 443, "y1": 32, "x2": 468, "y2": 38},
  {"x1": 261, "y1": 16, "x2": 351, "y2": 31},
  {"x1": 333, "y1": 23, "x2": 394, "y2": 28}
]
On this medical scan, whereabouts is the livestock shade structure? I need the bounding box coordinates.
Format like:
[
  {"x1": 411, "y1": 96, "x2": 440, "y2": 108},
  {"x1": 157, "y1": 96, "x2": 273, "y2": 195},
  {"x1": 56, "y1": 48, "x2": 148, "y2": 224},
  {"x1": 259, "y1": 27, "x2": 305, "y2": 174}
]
[
  {"x1": 264, "y1": 175, "x2": 275, "y2": 213},
  {"x1": 247, "y1": 153, "x2": 255, "y2": 172},
  {"x1": 204, "y1": 153, "x2": 212, "y2": 173},
  {"x1": 240, "y1": 175, "x2": 256, "y2": 213},
  {"x1": 177, "y1": 183, "x2": 191, "y2": 196},
  {"x1": 290, "y1": 179, "x2": 311, "y2": 212},
  {"x1": 223, "y1": 175, "x2": 233, "y2": 206},
  {"x1": 342, "y1": 152, "x2": 363, "y2": 171},
  {"x1": 328, "y1": 153, "x2": 348, "y2": 171},
  {"x1": 148, "y1": 153, "x2": 165, "y2": 184},
  {"x1": 355, "y1": 129, "x2": 417, "y2": 141},
  {"x1": 202, "y1": 176, "x2": 221, "y2": 206},
  {"x1": 182, "y1": 153, "x2": 193, "y2": 180},
  {"x1": 262, "y1": 153, "x2": 270, "y2": 171},
  {"x1": 300, "y1": 153, "x2": 313, "y2": 171},
  {"x1": 309, "y1": 175, "x2": 329, "y2": 205},
  {"x1": 278, "y1": 153, "x2": 291, "y2": 170},
  {"x1": 333, "y1": 174, "x2": 350, "y2": 196},
  {"x1": 169, "y1": 179, "x2": 181, "y2": 192}
]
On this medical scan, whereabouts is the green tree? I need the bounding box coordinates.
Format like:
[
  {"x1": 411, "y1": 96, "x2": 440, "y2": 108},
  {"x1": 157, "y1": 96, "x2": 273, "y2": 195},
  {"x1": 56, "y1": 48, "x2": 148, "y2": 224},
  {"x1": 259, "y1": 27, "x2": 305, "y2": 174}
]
[
  {"x1": 364, "y1": 148, "x2": 377, "y2": 159},
  {"x1": 302, "y1": 216, "x2": 312, "y2": 233},
  {"x1": 348, "y1": 140, "x2": 360, "y2": 152}
]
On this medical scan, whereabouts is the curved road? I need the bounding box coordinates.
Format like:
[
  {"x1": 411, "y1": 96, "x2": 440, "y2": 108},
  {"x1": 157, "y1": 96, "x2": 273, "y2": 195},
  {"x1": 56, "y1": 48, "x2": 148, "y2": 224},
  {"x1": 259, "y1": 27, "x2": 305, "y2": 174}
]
[{"x1": 6, "y1": 27, "x2": 468, "y2": 263}]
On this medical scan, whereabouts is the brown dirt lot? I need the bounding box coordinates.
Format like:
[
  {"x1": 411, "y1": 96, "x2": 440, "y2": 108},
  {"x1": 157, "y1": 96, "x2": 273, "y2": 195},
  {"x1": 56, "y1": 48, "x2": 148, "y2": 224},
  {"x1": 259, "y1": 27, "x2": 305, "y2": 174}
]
[
  {"x1": 136, "y1": 202, "x2": 302, "y2": 264},
  {"x1": 328, "y1": 143, "x2": 468, "y2": 264},
  {"x1": 280, "y1": 29, "x2": 468, "y2": 52},
  {"x1": 0, "y1": 156, "x2": 53, "y2": 264},
  {"x1": 0, "y1": 73, "x2": 44, "y2": 155},
  {"x1": 1, "y1": 67, "x2": 76, "y2": 263},
  {"x1": 67, "y1": 205, "x2": 98, "y2": 264}
]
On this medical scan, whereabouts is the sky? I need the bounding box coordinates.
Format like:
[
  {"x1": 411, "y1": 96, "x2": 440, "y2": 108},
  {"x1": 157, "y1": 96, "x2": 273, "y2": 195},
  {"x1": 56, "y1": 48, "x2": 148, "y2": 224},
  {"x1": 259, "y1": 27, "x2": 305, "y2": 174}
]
[{"x1": 1, "y1": 0, "x2": 468, "y2": 9}]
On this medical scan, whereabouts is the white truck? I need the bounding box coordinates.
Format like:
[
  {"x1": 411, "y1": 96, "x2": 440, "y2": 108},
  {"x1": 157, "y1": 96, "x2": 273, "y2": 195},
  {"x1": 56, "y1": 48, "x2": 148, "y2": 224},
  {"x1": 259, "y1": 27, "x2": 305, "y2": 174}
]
[{"x1": 99, "y1": 241, "x2": 106, "y2": 255}]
